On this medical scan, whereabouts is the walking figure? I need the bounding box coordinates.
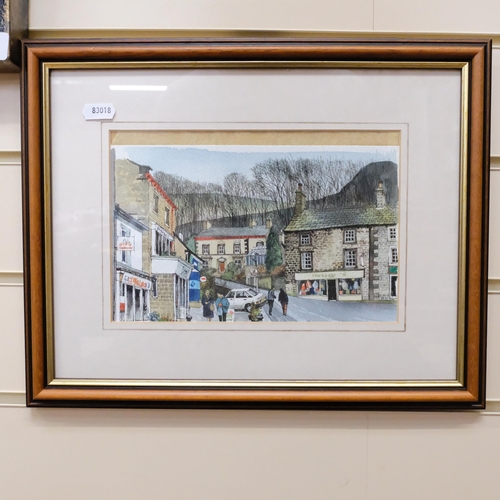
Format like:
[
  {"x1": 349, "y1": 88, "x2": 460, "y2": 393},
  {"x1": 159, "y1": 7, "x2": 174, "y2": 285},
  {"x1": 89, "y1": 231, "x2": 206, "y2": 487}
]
[
  {"x1": 267, "y1": 287, "x2": 276, "y2": 316},
  {"x1": 201, "y1": 289, "x2": 215, "y2": 322},
  {"x1": 278, "y1": 288, "x2": 289, "y2": 316},
  {"x1": 215, "y1": 292, "x2": 230, "y2": 322}
]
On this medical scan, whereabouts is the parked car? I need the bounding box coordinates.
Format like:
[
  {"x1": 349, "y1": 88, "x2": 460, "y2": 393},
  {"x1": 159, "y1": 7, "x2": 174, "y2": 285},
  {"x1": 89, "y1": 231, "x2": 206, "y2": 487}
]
[{"x1": 225, "y1": 288, "x2": 266, "y2": 311}]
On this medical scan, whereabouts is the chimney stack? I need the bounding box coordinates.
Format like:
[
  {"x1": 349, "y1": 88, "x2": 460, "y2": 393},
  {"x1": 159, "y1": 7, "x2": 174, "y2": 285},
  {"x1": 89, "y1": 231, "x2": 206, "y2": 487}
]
[
  {"x1": 265, "y1": 217, "x2": 273, "y2": 230},
  {"x1": 376, "y1": 181, "x2": 386, "y2": 209},
  {"x1": 295, "y1": 183, "x2": 306, "y2": 216},
  {"x1": 202, "y1": 220, "x2": 212, "y2": 230}
]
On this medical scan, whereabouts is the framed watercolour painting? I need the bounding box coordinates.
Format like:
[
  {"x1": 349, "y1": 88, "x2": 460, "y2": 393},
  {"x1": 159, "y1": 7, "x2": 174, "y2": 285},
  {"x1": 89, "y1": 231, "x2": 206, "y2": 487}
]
[{"x1": 22, "y1": 38, "x2": 491, "y2": 409}]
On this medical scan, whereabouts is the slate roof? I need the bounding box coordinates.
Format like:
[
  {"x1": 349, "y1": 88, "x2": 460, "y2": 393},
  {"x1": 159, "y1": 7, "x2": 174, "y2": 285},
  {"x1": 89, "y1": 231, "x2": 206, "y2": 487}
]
[
  {"x1": 284, "y1": 205, "x2": 398, "y2": 232},
  {"x1": 195, "y1": 225, "x2": 270, "y2": 239}
]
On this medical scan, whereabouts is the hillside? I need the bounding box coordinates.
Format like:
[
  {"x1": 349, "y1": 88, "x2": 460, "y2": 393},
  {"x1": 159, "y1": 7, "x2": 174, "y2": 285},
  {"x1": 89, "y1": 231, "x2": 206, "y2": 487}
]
[{"x1": 309, "y1": 161, "x2": 398, "y2": 209}]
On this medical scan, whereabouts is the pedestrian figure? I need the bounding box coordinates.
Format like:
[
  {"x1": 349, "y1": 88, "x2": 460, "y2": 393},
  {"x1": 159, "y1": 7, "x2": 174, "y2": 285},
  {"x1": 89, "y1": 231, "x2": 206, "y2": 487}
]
[
  {"x1": 215, "y1": 292, "x2": 230, "y2": 322},
  {"x1": 278, "y1": 288, "x2": 289, "y2": 316},
  {"x1": 201, "y1": 289, "x2": 215, "y2": 321},
  {"x1": 267, "y1": 287, "x2": 276, "y2": 316}
]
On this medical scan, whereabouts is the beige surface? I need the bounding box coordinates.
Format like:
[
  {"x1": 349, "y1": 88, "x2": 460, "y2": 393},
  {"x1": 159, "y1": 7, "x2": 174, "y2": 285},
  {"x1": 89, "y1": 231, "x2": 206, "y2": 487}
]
[
  {"x1": 1, "y1": 1, "x2": 500, "y2": 499},
  {"x1": 489, "y1": 170, "x2": 500, "y2": 277},
  {"x1": 486, "y1": 295, "x2": 500, "y2": 399},
  {"x1": 0, "y1": 75, "x2": 21, "y2": 151},
  {"x1": 491, "y1": 49, "x2": 500, "y2": 155},
  {"x1": 0, "y1": 160, "x2": 23, "y2": 271},
  {"x1": 0, "y1": 288, "x2": 25, "y2": 392},
  {"x1": 0, "y1": 408, "x2": 371, "y2": 499},
  {"x1": 366, "y1": 411, "x2": 500, "y2": 499},
  {"x1": 30, "y1": 0, "x2": 374, "y2": 31},
  {"x1": 374, "y1": 0, "x2": 500, "y2": 33}
]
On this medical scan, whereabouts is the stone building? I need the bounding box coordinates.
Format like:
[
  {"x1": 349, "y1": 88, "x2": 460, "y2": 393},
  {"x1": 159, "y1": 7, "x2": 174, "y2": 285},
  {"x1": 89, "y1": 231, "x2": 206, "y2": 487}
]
[
  {"x1": 114, "y1": 158, "x2": 193, "y2": 320},
  {"x1": 194, "y1": 218, "x2": 272, "y2": 273},
  {"x1": 283, "y1": 182, "x2": 398, "y2": 301}
]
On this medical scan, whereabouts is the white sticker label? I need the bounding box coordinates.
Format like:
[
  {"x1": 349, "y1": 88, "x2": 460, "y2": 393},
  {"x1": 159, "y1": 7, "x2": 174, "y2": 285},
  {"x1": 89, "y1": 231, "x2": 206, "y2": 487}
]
[{"x1": 82, "y1": 103, "x2": 116, "y2": 120}]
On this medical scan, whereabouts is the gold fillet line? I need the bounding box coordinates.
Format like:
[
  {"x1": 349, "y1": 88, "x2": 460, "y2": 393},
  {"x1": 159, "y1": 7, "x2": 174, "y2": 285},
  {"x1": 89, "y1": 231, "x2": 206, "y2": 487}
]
[
  {"x1": 43, "y1": 64, "x2": 56, "y2": 384},
  {"x1": 48, "y1": 378, "x2": 464, "y2": 389},
  {"x1": 41, "y1": 59, "x2": 470, "y2": 387},
  {"x1": 44, "y1": 61, "x2": 468, "y2": 71},
  {"x1": 455, "y1": 64, "x2": 469, "y2": 387}
]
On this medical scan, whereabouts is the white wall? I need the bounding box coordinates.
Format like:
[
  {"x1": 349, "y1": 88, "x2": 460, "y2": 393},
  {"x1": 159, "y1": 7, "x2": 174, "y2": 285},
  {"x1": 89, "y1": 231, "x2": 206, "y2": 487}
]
[{"x1": 1, "y1": 1, "x2": 500, "y2": 498}]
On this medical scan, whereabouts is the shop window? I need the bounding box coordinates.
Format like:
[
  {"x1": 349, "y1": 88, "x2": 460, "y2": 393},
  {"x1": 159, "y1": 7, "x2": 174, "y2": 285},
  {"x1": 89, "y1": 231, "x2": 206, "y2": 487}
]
[
  {"x1": 338, "y1": 278, "x2": 361, "y2": 295},
  {"x1": 301, "y1": 251, "x2": 313, "y2": 270},
  {"x1": 344, "y1": 229, "x2": 356, "y2": 243},
  {"x1": 344, "y1": 249, "x2": 357, "y2": 268},
  {"x1": 298, "y1": 279, "x2": 326, "y2": 296},
  {"x1": 300, "y1": 233, "x2": 311, "y2": 245}
]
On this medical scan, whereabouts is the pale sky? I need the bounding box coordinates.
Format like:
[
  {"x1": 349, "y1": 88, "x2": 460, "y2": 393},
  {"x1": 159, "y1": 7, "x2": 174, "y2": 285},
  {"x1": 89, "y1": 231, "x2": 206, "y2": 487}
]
[{"x1": 113, "y1": 145, "x2": 399, "y2": 185}]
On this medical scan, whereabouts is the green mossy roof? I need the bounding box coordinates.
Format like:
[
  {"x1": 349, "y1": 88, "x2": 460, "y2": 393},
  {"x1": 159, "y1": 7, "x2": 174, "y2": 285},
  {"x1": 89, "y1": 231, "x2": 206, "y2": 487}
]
[{"x1": 284, "y1": 205, "x2": 398, "y2": 232}]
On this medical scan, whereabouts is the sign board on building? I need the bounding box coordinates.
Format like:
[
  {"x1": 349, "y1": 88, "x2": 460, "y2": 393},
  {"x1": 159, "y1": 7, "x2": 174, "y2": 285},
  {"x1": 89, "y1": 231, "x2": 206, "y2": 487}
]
[
  {"x1": 295, "y1": 270, "x2": 365, "y2": 280},
  {"x1": 117, "y1": 236, "x2": 135, "y2": 251},
  {"x1": 122, "y1": 272, "x2": 151, "y2": 290}
]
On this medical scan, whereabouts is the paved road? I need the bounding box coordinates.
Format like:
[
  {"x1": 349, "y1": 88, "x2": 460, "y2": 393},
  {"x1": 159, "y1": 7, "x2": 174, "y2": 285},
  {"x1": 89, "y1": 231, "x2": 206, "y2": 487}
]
[
  {"x1": 189, "y1": 295, "x2": 396, "y2": 323},
  {"x1": 262, "y1": 295, "x2": 397, "y2": 322}
]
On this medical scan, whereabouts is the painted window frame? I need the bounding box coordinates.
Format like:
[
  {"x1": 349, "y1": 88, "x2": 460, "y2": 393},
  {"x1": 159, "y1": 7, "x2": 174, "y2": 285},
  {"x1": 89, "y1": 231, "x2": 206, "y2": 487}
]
[{"x1": 300, "y1": 251, "x2": 313, "y2": 270}]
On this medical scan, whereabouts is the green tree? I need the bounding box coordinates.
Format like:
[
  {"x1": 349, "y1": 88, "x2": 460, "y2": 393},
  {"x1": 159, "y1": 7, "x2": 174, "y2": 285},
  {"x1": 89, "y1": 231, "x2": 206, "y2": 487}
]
[{"x1": 265, "y1": 230, "x2": 283, "y2": 272}]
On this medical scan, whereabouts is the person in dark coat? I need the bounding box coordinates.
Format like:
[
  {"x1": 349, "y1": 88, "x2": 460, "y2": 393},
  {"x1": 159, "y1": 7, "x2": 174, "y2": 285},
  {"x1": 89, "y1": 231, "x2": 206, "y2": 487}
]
[
  {"x1": 278, "y1": 288, "x2": 289, "y2": 316},
  {"x1": 201, "y1": 289, "x2": 214, "y2": 321}
]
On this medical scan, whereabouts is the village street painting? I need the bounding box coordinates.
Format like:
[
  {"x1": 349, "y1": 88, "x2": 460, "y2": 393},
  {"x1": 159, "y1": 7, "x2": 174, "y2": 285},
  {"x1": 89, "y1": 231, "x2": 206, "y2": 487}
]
[{"x1": 112, "y1": 143, "x2": 400, "y2": 323}]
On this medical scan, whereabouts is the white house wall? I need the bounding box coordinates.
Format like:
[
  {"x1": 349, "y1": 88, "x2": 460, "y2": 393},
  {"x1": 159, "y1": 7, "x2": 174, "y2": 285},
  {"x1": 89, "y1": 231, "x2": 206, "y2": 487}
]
[{"x1": 117, "y1": 220, "x2": 144, "y2": 271}]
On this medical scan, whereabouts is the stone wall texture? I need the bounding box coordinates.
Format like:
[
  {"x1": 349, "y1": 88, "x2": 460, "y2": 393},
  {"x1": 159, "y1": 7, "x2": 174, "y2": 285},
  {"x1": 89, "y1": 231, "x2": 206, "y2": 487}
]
[{"x1": 284, "y1": 225, "x2": 396, "y2": 301}]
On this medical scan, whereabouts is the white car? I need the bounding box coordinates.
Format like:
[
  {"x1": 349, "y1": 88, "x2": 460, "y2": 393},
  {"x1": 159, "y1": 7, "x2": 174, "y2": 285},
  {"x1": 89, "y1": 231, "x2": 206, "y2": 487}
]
[{"x1": 225, "y1": 288, "x2": 266, "y2": 311}]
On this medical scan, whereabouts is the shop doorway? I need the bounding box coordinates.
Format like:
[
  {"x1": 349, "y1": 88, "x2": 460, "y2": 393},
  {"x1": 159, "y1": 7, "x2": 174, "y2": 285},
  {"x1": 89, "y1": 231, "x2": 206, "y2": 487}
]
[
  {"x1": 390, "y1": 276, "x2": 398, "y2": 298},
  {"x1": 134, "y1": 288, "x2": 141, "y2": 319},
  {"x1": 327, "y1": 280, "x2": 337, "y2": 301},
  {"x1": 126, "y1": 285, "x2": 134, "y2": 321}
]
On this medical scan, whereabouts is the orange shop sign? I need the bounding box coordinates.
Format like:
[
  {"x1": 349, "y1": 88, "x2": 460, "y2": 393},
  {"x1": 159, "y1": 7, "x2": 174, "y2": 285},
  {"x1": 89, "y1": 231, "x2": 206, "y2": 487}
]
[
  {"x1": 117, "y1": 236, "x2": 135, "y2": 251},
  {"x1": 122, "y1": 272, "x2": 151, "y2": 290}
]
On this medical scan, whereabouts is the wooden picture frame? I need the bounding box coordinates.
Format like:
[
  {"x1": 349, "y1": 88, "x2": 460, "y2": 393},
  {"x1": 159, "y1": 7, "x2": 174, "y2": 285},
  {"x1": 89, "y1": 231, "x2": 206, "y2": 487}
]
[{"x1": 22, "y1": 38, "x2": 491, "y2": 409}]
